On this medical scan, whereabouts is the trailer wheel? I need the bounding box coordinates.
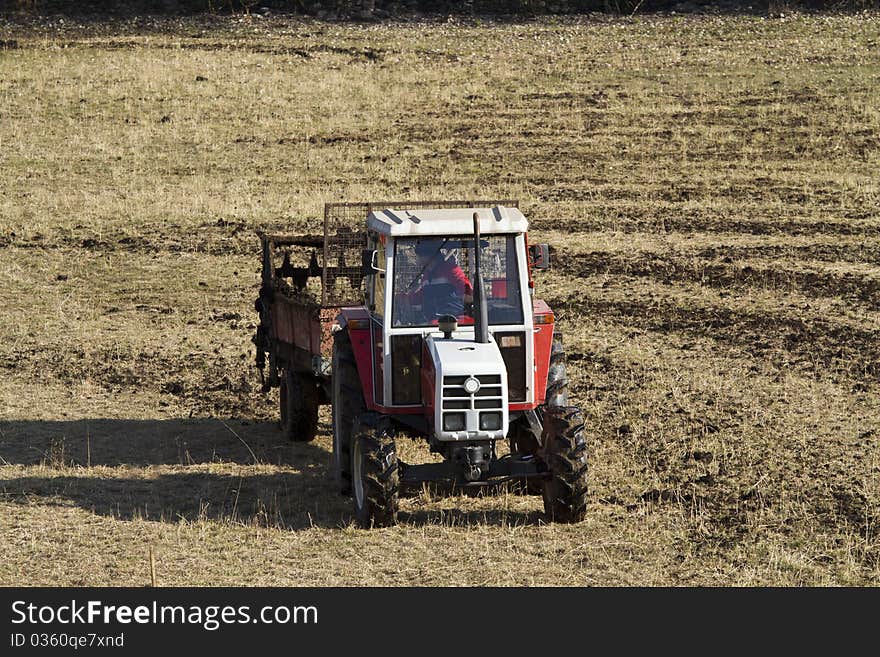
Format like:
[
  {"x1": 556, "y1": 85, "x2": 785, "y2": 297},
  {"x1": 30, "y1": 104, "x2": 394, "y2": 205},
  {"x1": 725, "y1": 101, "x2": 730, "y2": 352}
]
[
  {"x1": 280, "y1": 368, "x2": 319, "y2": 442},
  {"x1": 541, "y1": 406, "x2": 588, "y2": 523},
  {"x1": 332, "y1": 329, "x2": 365, "y2": 495},
  {"x1": 351, "y1": 413, "x2": 399, "y2": 528}
]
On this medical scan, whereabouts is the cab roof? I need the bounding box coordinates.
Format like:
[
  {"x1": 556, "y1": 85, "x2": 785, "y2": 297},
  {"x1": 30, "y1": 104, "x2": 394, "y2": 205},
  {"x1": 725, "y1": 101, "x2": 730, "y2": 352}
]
[{"x1": 366, "y1": 205, "x2": 528, "y2": 237}]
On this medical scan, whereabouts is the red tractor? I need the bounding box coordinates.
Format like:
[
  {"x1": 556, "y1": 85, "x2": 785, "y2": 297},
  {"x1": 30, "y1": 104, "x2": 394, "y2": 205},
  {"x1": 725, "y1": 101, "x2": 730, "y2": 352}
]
[{"x1": 253, "y1": 201, "x2": 587, "y2": 527}]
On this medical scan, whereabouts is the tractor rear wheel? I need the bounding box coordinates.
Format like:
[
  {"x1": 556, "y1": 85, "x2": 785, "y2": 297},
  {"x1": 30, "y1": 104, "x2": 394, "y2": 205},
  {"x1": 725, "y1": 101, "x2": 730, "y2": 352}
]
[
  {"x1": 280, "y1": 367, "x2": 319, "y2": 442},
  {"x1": 541, "y1": 406, "x2": 588, "y2": 523},
  {"x1": 351, "y1": 413, "x2": 399, "y2": 528},
  {"x1": 331, "y1": 329, "x2": 365, "y2": 495}
]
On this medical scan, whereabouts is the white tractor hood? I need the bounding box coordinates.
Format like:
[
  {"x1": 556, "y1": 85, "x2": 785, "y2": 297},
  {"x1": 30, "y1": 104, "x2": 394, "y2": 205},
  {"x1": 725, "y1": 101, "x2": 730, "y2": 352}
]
[
  {"x1": 426, "y1": 333, "x2": 509, "y2": 442},
  {"x1": 428, "y1": 335, "x2": 505, "y2": 375}
]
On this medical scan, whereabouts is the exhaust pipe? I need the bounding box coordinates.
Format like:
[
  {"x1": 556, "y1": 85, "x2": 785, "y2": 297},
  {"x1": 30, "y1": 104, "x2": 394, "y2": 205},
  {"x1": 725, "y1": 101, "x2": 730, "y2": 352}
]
[{"x1": 472, "y1": 212, "x2": 489, "y2": 344}]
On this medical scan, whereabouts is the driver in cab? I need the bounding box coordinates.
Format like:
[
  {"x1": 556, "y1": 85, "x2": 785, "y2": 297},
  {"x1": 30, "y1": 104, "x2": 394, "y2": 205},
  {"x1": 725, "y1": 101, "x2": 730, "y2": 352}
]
[{"x1": 401, "y1": 239, "x2": 474, "y2": 321}]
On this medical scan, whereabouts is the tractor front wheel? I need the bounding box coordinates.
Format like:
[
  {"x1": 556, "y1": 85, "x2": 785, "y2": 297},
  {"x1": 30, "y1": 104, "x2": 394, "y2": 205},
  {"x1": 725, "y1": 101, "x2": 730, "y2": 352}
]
[
  {"x1": 351, "y1": 413, "x2": 399, "y2": 528},
  {"x1": 280, "y1": 367, "x2": 319, "y2": 442},
  {"x1": 541, "y1": 406, "x2": 588, "y2": 523}
]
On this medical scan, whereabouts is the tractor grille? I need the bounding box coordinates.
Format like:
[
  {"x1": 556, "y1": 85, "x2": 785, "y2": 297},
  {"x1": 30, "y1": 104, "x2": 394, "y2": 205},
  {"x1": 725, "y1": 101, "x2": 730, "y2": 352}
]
[{"x1": 441, "y1": 375, "x2": 504, "y2": 410}]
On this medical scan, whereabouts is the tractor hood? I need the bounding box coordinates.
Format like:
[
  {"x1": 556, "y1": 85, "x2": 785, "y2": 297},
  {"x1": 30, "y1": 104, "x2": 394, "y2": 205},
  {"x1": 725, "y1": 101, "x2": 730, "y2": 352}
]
[
  {"x1": 425, "y1": 334, "x2": 509, "y2": 442},
  {"x1": 428, "y1": 335, "x2": 506, "y2": 375}
]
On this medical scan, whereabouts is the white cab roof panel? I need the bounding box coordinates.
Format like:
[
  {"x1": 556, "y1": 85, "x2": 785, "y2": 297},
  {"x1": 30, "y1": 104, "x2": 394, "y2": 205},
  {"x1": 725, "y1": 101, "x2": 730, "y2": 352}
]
[{"x1": 366, "y1": 206, "x2": 528, "y2": 237}]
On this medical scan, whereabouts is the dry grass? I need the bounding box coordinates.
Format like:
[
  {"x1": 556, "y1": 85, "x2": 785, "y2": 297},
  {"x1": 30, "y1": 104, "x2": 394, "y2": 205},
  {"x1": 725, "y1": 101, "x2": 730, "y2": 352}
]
[{"x1": 0, "y1": 12, "x2": 878, "y2": 586}]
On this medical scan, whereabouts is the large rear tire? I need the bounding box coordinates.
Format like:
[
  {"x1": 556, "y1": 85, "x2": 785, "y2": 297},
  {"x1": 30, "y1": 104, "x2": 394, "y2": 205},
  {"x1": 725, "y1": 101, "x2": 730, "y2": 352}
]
[
  {"x1": 541, "y1": 406, "x2": 588, "y2": 523},
  {"x1": 280, "y1": 367, "x2": 319, "y2": 442},
  {"x1": 331, "y1": 329, "x2": 365, "y2": 495},
  {"x1": 352, "y1": 413, "x2": 399, "y2": 528}
]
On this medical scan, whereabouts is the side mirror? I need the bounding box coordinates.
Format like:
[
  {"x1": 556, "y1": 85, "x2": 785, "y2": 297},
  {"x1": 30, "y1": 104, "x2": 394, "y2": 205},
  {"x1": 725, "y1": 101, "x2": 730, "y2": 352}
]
[
  {"x1": 361, "y1": 249, "x2": 385, "y2": 274},
  {"x1": 529, "y1": 243, "x2": 550, "y2": 270}
]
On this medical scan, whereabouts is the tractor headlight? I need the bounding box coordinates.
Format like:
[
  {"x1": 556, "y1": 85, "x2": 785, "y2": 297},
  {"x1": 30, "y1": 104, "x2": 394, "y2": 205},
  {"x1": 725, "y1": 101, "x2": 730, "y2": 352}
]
[
  {"x1": 463, "y1": 376, "x2": 480, "y2": 394},
  {"x1": 443, "y1": 412, "x2": 466, "y2": 432},
  {"x1": 479, "y1": 412, "x2": 502, "y2": 431}
]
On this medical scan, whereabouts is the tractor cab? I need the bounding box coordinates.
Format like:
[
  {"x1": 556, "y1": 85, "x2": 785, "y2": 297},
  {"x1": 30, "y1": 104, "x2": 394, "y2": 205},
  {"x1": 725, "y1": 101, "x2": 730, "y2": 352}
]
[{"x1": 349, "y1": 206, "x2": 538, "y2": 479}]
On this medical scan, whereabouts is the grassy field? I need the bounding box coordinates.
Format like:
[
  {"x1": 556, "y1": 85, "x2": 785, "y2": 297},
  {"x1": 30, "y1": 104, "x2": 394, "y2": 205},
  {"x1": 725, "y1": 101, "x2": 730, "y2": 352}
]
[{"x1": 0, "y1": 11, "x2": 878, "y2": 586}]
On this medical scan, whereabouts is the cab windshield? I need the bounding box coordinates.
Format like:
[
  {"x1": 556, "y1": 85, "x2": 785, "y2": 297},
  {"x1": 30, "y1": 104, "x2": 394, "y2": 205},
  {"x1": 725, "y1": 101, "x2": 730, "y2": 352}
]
[{"x1": 391, "y1": 234, "x2": 523, "y2": 328}]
